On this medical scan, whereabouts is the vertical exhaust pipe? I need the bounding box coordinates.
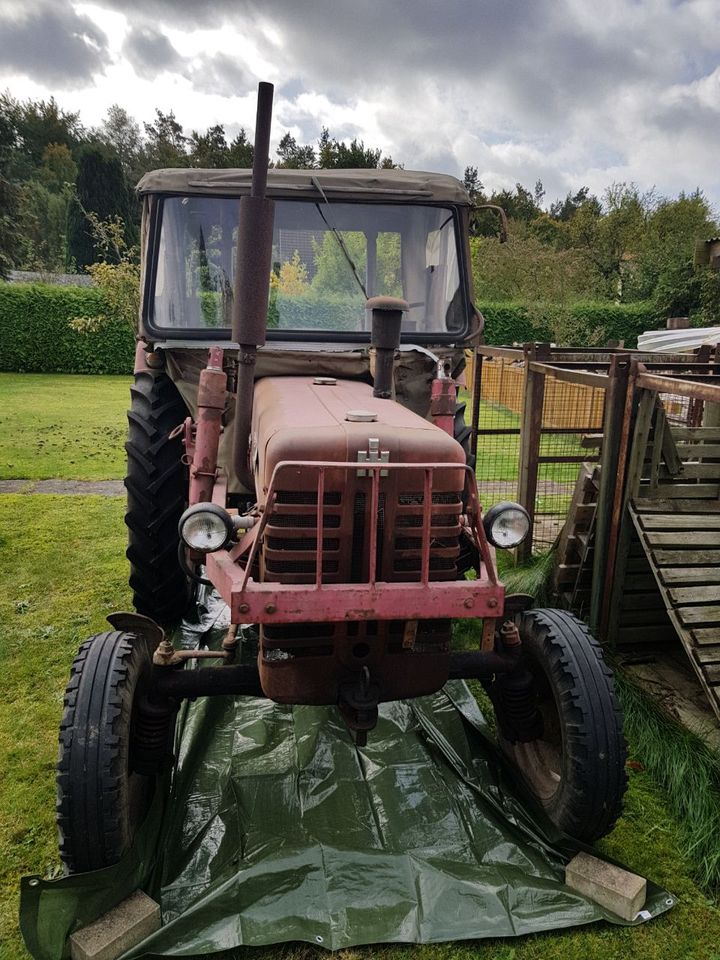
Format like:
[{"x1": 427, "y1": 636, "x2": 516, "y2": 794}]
[{"x1": 232, "y1": 82, "x2": 275, "y2": 491}]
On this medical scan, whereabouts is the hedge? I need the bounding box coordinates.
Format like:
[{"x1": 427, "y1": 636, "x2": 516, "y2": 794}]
[
  {"x1": 0, "y1": 284, "x2": 134, "y2": 374},
  {"x1": 0, "y1": 283, "x2": 664, "y2": 375},
  {"x1": 479, "y1": 300, "x2": 660, "y2": 349}
]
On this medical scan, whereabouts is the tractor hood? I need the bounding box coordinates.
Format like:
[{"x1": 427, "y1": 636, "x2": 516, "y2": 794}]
[{"x1": 251, "y1": 376, "x2": 466, "y2": 505}]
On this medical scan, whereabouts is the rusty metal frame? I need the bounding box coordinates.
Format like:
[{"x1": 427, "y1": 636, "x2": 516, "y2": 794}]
[{"x1": 206, "y1": 460, "x2": 503, "y2": 624}]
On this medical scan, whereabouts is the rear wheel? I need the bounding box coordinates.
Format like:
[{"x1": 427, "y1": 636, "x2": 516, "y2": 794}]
[
  {"x1": 494, "y1": 609, "x2": 627, "y2": 842},
  {"x1": 56, "y1": 631, "x2": 162, "y2": 873},
  {"x1": 454, "y1": 398, "x2": 475, "y2": 471},
  {"x1": 125, "y1": 368, "x2": 190, "y2": 624}
]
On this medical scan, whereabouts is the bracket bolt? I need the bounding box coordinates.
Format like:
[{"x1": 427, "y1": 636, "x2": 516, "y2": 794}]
[
  {"x1": 238, "y1": 603, "x2": 250, "y2": 614},
  {"x1": 487, "y1": 598, "x2": 498, "y2": 609},
  {"x1": 463, "y1": 597, "x2": 474, "y2": 608},
  {"x1": 265, "y1": 603, "x2": 276, "y2": 614}
]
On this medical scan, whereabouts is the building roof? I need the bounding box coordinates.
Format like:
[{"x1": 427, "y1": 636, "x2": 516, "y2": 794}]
[{"x1": 136, "y1": 167, "x2": 470, "y2": 205}]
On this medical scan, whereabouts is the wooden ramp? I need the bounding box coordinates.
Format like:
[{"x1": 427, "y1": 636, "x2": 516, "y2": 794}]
[{"x1": 630, "y1": 498, "x2": 720, "y2": 722}]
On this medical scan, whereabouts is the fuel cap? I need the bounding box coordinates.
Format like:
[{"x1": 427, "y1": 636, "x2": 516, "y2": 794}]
[{"x1": 345, "y1": 410, "x2": 378, "y2": 422}]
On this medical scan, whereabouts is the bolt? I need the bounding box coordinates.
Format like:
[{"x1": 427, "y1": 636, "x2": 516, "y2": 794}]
[
  {"x1": 238, "y1": 603, "x2": 249, "y2": 614},
  {"x1": 265, "y1": 603, "x2": 276, "y2": 614},
  {"x1": 487, "y1": 597, "x2": 498, "y2": 609},
  {"x1": 463, "y1": 597, "x2": 474, "y2": 608}
]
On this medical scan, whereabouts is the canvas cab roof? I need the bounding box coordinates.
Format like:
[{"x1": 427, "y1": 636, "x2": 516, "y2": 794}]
[{"x1": 136, "y1": 167, "x2": 470, "y2": 206}]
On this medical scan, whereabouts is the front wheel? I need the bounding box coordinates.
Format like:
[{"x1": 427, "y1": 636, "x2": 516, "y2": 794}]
[
  {"x1": 56, "y1": 631, "x2": 163, "y2": 873},
  {"x1": 493, "y1": 609, "x2": 627, "y2": 842}
]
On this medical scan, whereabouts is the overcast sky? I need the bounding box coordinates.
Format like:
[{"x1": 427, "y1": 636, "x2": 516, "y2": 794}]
[{"x1": 1, "y1": 0, "x2": 719, "y2": 208}]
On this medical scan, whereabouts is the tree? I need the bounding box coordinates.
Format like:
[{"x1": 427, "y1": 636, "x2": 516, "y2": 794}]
[
  {"x1": 143, "y1": 110, "x2": 188, "y2": 168},
  {"x1": 0, "y1": 109, "x2": 18, "y2": 276},
  {"x1": 69, "y1": 212, "x2": 140, "y2": 335},
  {"x1": 12, "y1": 97, "x2": 83, "y2": 175},
  {"x1": 188, "y1": 124, "x2": 231, "y2": 167},
  {"x1": 470, "y1": 233, "x2": 601, "y2": 303},
  {"x1": 67, "y1": 146, "x2": 132, "y2": 270},
  {"x1": 227, "y1": 128, "x2": 253, "y2": 167},
  {"x1": 332, "y1": 138, "x2": 382, "y2": 168},
  {"x1": 549, "y1": 186, "x2": 597, "y2": 222},
  {"x1": 317, "y1": 127, "x2": 335, "y2": 168},
  {"x1": 463, "y1": 166, "x2": 483, "y2": 204},
  {"x1": 276, "y1": 132, "x2": 316, "y2": 168},
  {"x1": 100, "y1": 105, "x2": 143, "y2": 181},
  {"x1": 37, "y1": 142, "x2": 76, "y2": 192}
]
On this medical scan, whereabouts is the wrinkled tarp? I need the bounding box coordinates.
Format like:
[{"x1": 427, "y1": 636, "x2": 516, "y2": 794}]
[{"x1": 20, "y1": 595, "x2": 673, "y2": 958}]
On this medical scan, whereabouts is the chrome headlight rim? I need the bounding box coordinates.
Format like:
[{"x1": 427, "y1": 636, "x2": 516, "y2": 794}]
[
  {"x1": 178, "y1": 502, "x2": 235, "y2": 553},
  {"x1": 483, "y1": 501, "x2": 531, "y2": 549}
]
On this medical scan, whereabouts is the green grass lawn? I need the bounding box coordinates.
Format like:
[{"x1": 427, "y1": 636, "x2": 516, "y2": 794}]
[
  {"x1": 0, "y1": 495, "x2": 130, "y2": 958},
  {"x1": 0, "y1": 373, "x2": 130, "y2": 480}
]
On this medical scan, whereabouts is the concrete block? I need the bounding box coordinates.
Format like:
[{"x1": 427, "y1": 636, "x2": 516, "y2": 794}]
[
  {"x1": 69, "y1": 890, "x2": 161, "y2": 960},
  {"x1": 566, "y1": 852, "x2": 647, "y2": 921}
]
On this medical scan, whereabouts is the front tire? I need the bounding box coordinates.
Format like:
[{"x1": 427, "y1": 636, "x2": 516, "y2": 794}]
[
  {"x1": 495, "y1": 609, "x2": 627, "y2": 842},
  {"x1": 56, "y1": 631, "x2": 157, "y2": 873}
]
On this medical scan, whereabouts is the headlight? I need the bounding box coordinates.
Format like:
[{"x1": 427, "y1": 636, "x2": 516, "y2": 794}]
[
  {"x1": 483, "y1": 502, "x2": 531, "y2": 549},
  {"x1": 178, "y1": 503, "x2": 234, "y2": 552}
]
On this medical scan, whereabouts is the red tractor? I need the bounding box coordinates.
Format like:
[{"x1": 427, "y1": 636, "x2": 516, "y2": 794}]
[{"x1": 56, "y1": 84, "x2": 626, "y2": 874}]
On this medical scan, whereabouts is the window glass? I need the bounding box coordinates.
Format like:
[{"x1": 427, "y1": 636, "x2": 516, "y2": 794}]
[{"x1": 151, "y1": 197, "x2": 464, "y2": 335}]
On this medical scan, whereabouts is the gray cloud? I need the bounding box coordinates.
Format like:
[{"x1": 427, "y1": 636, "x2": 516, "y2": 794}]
[
  {"x1": 122, "y1": 25, "x2": 183, "y2": 79},
  {"x1": 0, "y1": 3, "x2": 108, "y2": 87},
  {"x1": 184, "y1": 53, "x2": 253, "y2": 97}
]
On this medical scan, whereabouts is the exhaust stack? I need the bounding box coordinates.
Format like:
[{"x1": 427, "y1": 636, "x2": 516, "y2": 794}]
[
  {"x1": 232, "y1": 81, "x2": 275, "y2": 490},
  {"x1": 367, "y1": 296, "x2": 408, "y2": 399}
]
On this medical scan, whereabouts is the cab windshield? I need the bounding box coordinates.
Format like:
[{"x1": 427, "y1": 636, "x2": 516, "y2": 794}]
[{"x1": 149, "y1": 196, "x2": 466, "y2": 338}]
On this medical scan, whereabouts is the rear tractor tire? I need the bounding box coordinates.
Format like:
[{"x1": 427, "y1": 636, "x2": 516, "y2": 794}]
[
  {"x1": 56, "y1": 630, "x2": 171, "y2": 873},
  {"x1": 492, "y1": 608, "x2": 627, "y2": 843},
  {"x1": 125, "y1": 368, "x2": 190, "y2": 625}
]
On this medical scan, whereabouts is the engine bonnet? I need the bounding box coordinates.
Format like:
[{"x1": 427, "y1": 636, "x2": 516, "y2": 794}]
[{"x1": 251, "y1": 376, "x2": 466, "y2": 502}]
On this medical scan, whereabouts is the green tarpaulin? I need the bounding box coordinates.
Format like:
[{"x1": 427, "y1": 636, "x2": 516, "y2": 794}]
[{"x1": 20, "y1": 595, "x2": 673, "y2": 958}]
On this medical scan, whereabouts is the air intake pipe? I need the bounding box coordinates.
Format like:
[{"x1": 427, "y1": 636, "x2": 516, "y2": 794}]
[
  {"x1": 367, "y1": 296, "x2": 408, "y2": 399},
  {"x1": 232, "y1": 81, "x2": 275, "y2": 491}
]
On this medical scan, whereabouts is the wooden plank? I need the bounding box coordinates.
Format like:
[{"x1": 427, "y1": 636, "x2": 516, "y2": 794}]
[
  {"x1": 620, "y1": 592, "x2": 665, "y2": 611},
  {"x1": 633, "y1": 498, "x2": 720, "y2": 513},
  {"x1": 639, "y1": 483, "x2": 720, "y2": 499},
  {"x1": 640, "y1": 515, "x2": 720, "y2": 530},
  {"x1": 693, "y1": 645, "x2": 720, "y2": 665},
  {"x1": 668, "y1": 585, "x2": 720, "y2": 605},
  {"x1": 555, "y1": 563, "x2": 581, "y2": 585},
  {"x1": 617, "y1": 625, "x2": 680, "y2": 644},
  {"x1": 672, "y1": 426, "x2": 720, "y2": 441},
  {"x1": 674, "y1": 443, "x2": 720, "y2": 458},
  {"x1": 645, "y1": 531, "x2": 720, "y2": 547},
  {"x1": 619, "y1": 608, "x2": 672, "y2": 626},
  {"x1": 649, "y1": 406, "x2": 663, "y2": 494},
  {"x1": 659, "y1": 462, "x2": 720, "y2": 480},
  {"x1": 677, "y1": 605, "x2": 720, "y2": 625},
  {"x1": 624, "y1": 573, "x2": 662, "y2": 590},
  {"x1": 655, "y1": 549, "x2": 720, "y2": 565},
  {"x1": 704, "y1": 663, "x2": 720, "y2": 685},
  {"x1": 660, "y1": 412, "x2": 683, "y2": 475},
  {"x1": 661, "y1": 566, "x2": 720, "y2": 584},
  {"x1": 692, "y1": 627, "x2": 720, "y2": 644},
  {"x1": 528, "y1": 361, "x2": 610, "y2": 388}
]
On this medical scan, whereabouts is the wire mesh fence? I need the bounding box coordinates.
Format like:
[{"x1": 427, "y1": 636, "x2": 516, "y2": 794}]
[{"x1": 470, "y1": 348, "x2": 606, "y2": 553}]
